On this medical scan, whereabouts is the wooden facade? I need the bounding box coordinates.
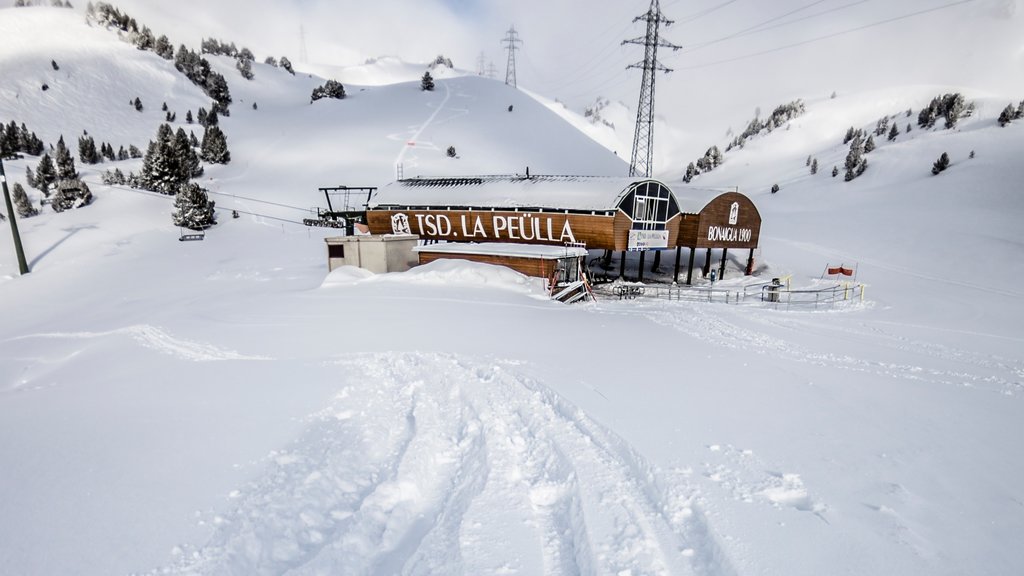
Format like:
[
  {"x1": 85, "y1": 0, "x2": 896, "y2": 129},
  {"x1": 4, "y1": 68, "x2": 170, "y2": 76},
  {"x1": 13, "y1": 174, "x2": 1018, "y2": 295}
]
[
  {"x1": 417, "y1": 250, "x2": 559, "y2": 280},
  {"x1": 679, "y1": 191, "x2": 761, "y2": 250}
]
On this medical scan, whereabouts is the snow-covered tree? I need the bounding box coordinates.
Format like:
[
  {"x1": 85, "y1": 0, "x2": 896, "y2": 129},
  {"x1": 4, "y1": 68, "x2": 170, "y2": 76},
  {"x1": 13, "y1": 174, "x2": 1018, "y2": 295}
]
[
  {"x1": 172, "y1": 182, "x2": 216, "y2": 230},
  {"x1": 11, "y1": 183, "x2": 38, "y2": 218},
  {"x1": 310, "y1": 80, "x2": 346, "y2": 102},
  {"x1": 998, "y1": 104, "x2": 1015, "y2": 127},
  {"x1": 173, "y1": 127, "x2": 203, "y2": 178},
  {"x1": 55, "y1": 136, "x2": 78, "y2": 180},
  {"x1": 931, "y1": 152, "x2": 950, "y2": 175},
  {"x1": 447, "y1": 145, "x2": 456, "y2": 158},
  {"x1": 771, "y1": 183, "x2": 780, "y2": 194},
  {"x1": 78, "y1": 134, "x2": 99, "y2": 164},
  {"x1": 200, "y1": 125, "x2": 230, "y2": 164},
  {"x1": 50, "y1": 178, "x2": 93, "y2": 212},
  {"x1": 133, "y1": 97, "x2": 143, "y2": 111},
  {"x1": 810, "y1": 158, "x2": 818, "y2": 175},
  {"x1": 832, "y1": 165, "x2": 839, "y2": 178},
  {"x1": 264, "y1": 56, "x2": 278, "y2": 67},
  {"x1": 864, "y1": 135, "x2": 876, "y2": 153},
  {"x1": 887, "y1": 123, "x2": 899, "y2": 141},
  {"x1": 421, "y1": 71, "x2": 435, "y2": 91},
  {"x1": 154, "y1": 34, "x2": 174, "y2": 59},
  {"x1": 236, "y1": 57, "x2": 253, "y2": 80},
  {"x1": 280, "y1": 56, "x2": 294, "y2": 75},
  {"x1": 139, "y1": 123, "x2": 193, "y2": 194},
  {"x1": 844, "y1": 133, "x2": 867, "y2": 182}
]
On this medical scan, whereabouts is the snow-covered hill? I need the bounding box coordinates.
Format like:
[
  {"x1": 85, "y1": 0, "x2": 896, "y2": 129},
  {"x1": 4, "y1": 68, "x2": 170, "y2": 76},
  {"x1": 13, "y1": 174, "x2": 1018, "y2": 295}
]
[{"x1": 1, "y1": 5, "x2": 1023, "y2": 576}]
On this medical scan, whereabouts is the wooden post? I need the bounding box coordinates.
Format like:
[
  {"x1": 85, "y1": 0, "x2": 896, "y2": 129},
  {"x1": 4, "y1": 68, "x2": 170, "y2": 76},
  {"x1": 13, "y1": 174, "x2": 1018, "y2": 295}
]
[
  {"x1": 746, "y1": 248, "x2": 755, "y2": 276},
  {"x1": 719, "y1": 248, "x2": 728, "y2": 280},
  {"x1": 673, "y1": 246, "x2": 682, "y2": 283},
  {"x1": 619, "y1": 250, "x2": 626, "y2": 279},
  {"x1": 638, "y1": 250, "x2": 646, "y2": 283},
  {"x1": 702, "y1": 249, "x2": 712, "y2": 277},
  {"x1": 686, "y1": 248, "x2": 695, "y2": 285}
]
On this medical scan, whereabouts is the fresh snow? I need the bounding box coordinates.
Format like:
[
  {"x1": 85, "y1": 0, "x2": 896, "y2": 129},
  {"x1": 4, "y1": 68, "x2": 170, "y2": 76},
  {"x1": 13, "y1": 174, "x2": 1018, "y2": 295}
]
[{"x1": 1, "y1": 6, "x2": 1023, "y2": 576}]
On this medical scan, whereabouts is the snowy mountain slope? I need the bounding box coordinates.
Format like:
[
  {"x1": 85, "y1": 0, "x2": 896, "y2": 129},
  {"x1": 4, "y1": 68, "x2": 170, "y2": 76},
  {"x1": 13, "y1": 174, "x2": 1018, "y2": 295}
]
[
  {"x1": 1, "y1": 6, "x2": 1024, "y2": 576},
  {"x1": 0, "y1": 8, "x2": 211, "y2": 149}
]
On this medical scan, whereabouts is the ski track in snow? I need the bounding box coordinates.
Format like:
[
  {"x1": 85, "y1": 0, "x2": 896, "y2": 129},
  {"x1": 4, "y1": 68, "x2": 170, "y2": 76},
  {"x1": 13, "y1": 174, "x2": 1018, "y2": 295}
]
[
  {"x1": 151, "y1": 352, "x2": 738, "y2": 576},
  {"x1": 4, "y1": 325, "x2": 270, "y2": 362},
  {"x1": 622, "y1": 301, "x2": 1023, "y2": 398}
]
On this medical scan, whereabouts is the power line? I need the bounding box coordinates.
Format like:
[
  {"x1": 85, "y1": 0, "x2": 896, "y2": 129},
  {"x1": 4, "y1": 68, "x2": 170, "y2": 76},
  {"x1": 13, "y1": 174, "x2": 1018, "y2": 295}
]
[
  {"x1": 678, "y1": 0, "x2": 870, "y2": 55},
  {"x1": 675, "y1": 0, "x2": 977, "y2": 71},
  {"x1": 205, "y1": 189, "x2": 310, "y2": 212},
  {"x1": 684, "y1": 0, "x2": 831, "y2": 54}
]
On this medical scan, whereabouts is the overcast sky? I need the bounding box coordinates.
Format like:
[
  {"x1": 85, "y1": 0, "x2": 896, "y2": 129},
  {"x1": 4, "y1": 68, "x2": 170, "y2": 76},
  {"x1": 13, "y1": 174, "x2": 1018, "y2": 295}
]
[{"x1": 20, "y1": 0, "x2": 1023, "y2": 152}]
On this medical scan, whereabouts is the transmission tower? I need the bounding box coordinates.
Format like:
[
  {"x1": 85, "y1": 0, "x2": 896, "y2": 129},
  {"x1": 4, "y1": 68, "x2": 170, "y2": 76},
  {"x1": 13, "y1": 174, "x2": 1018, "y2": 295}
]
[
  {"x1": 501, "y1": 25, "x2": 522, "y2": 88},
  {"x1": 299, "y1": 24, "x2": 309, "y2": 63},
  {"x1": 486, "y1": 61, "x2": 498, "y2": 79},
  {"x1": 477, "y1": 51, "x2": 486, "y2": 76},
  {"x1": 623, "y1": 0, "x2": 679, "y2": 178}
]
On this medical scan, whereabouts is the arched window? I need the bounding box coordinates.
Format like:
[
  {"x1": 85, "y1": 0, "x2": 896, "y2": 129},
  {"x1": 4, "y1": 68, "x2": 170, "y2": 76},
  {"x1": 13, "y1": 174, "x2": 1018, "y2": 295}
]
[{"x1": 616, "y1": 180, "x2": 680, "y2": 231}]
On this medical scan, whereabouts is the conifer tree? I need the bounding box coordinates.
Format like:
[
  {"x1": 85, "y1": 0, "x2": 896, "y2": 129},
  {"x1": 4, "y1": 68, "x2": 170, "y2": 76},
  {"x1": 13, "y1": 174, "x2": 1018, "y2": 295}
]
[
  {"x1": 887, "y1": 123, "x2": 899, "y2": 141},
  {"x1": 810, "y1": 158, "x2": 818, "y2": 174},
  {"x1": 998, "y1": 104, "x2": 1015, "y2": 127},
  {"x1": 55, "y1": 136, "x2": 78, "y2": 180},
  {"x1": 931, "y1": 152, "x2": 950, "y2": 175},
  {"x1": 200, "y1": 125, "x2": 230, "y2": 164},
  {"x1": 154, "y1": 34, "x2": 174, "y2": 59},
  {"x1": 864, "y1": 135, "x2": 876, "y2": 153},
  {"x1": 236, "y1": 57, "x2": 253, "y2": 80},
  {"x1": 11, "y1": 182, "x2": 39, "y2": 218},
  {"x1": 186, "y1": 110, "x2": 193, "y2": 124},
  {"x1": 832, "y1": 166, "x2": 839, "y2": 178},
  {"x1": 174, "y1": 127, "x2": 203, "y2": 178},
  {"x1": 25, "y1": 166, "x2": 37, "y2": 189},
  {"x1": 1016, "y1": 100, "x2": 1024, "y2": 120},
  {"x1": 280, "y1": 56, "x2": 294, "y2": 75},
  {"x1": 134, "y1": 97, "x2": 143, "y2": 112},
  {"x1": 172, "y1": 182, "x2": 216, "y2": 230},
  {"x1": 78, "y1": 134, "x2": 99, "y2": 164},
  {"x1": 117, "y1": 145, "x2": 129, "y2": 161},
  {"x1": 421, "y1": 71, "x2": 435, "y2": 91}
]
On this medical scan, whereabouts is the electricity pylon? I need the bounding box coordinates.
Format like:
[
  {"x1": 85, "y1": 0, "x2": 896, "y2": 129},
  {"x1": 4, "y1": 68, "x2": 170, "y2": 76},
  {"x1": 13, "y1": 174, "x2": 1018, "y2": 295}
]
[
  {"x1": 623, "y1": 0, "x2": 680, "y2": 178},
  {"x1": 502, "y1": 25, "x2": 522, "y2": 88}
]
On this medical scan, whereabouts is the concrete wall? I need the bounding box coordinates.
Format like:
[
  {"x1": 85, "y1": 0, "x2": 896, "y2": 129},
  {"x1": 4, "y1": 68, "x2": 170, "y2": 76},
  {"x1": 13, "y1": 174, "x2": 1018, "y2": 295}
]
[{"x1": 325, "y1": 235, "x2": 419, "y2": 274}]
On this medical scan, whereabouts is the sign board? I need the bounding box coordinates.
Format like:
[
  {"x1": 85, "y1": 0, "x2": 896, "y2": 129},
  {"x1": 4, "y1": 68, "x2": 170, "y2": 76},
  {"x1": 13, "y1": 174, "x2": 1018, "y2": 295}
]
[
  {"x1": 627, "y1": 229, "x2": 669, "y2": 251},
  {"x1": 367, "y1": 209, "x2": 618, "y2": 249}
]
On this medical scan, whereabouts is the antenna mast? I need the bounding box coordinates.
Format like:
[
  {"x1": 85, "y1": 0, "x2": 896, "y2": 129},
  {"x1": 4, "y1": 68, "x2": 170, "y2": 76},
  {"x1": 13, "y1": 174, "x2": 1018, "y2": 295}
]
[
  {"x1": 502, "y1": 25, "x2": 523, "y2": 88},
  {"x1": 623, "y1": 0, "x2": 680, "y2": 178}
]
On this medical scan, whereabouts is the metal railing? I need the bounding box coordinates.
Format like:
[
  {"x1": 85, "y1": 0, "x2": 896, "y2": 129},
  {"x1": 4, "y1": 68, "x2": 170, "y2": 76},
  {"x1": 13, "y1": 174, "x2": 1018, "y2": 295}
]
[{"x1": 597, "y1": 279, "x2": 866, "y2": 309}]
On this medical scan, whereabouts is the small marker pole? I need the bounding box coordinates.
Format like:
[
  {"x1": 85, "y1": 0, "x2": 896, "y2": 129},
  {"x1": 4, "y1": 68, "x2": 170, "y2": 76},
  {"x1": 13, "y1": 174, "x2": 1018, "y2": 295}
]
[{"x1": 0, "y1": 157, "x2": 30, "y2": 275}]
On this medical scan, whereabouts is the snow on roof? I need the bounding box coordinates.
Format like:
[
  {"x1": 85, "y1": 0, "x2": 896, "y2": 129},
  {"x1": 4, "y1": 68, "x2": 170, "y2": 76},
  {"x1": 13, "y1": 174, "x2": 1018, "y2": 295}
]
[
  {"x1": 667, "y1": 185, "x2": 740, "y2": 214},
  {"x1": 414, "y1": 242, "x2": 589, "y2": 259},
  {"x1": 368, "y1": 175, "x2": 652, "y2": 212}
]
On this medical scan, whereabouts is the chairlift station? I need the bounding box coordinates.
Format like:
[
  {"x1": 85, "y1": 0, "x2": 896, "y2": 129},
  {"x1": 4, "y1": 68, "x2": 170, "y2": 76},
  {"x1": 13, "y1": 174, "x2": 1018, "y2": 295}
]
[{"x1": 359, "y1": 174, "x2": 762, "y2": 285}]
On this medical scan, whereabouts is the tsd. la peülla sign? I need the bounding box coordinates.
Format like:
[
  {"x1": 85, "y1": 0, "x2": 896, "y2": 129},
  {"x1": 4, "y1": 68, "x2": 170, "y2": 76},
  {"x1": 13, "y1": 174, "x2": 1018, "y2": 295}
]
[{"x1": 390, "y1": 211, "x2": 579, "y2": 243}]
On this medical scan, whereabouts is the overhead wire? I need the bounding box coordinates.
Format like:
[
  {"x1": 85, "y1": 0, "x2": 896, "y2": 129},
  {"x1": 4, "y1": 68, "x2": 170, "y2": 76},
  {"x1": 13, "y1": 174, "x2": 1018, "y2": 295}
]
[
  {"x1": 672, "y1": 0, "x2": 977, "y2": 70},
  {"x1": 681, "y1": 0, "x2": 833, "y2": 54}
]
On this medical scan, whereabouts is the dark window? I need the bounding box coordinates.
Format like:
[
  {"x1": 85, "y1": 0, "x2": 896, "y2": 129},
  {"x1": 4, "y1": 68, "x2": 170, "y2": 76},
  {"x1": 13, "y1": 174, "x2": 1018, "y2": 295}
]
[{"x1": 328, "y1": 244, "x2": 345, "y2": 258}]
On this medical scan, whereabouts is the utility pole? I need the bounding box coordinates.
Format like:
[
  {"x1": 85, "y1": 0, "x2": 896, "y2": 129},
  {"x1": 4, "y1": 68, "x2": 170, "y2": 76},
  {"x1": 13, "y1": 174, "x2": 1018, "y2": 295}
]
[
  {"x1": 299, "y1": 24, "x2": 309, "y2": 63},
  {"x1": 476, "y1": 51, "x2": 486, "y2": 76},
  {"x1": 0, "y1": 157, "x2": 30, "y2": 275},
  {"x1": 623, "y1": 0, "x2": 680, "y2": 178},
  {"x1": 502, "y1": 25, "x2": 522, "y2": 88}
]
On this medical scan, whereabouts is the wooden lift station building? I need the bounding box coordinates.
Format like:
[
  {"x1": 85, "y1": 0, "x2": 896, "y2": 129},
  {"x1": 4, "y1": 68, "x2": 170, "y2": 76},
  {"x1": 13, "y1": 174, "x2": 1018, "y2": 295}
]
[{"x1": 365, "y1": 175, "x2": 762, "y2": 284}]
